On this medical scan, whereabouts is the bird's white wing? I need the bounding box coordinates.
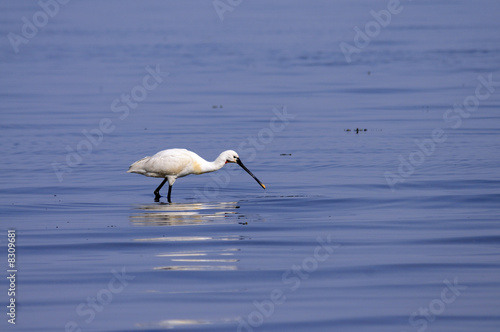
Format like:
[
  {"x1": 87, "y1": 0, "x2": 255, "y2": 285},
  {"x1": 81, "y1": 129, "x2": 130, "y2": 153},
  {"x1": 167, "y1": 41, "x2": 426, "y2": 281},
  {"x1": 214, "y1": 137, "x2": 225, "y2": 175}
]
[{"x1": 142, "y1": 149, "x2": 194, "y2": 178}]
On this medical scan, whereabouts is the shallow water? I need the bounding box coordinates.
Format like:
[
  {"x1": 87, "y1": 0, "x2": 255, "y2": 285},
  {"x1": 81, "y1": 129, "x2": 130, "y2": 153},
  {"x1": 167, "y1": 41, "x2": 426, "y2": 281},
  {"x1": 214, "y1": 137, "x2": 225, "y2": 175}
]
[{"x1": 1, "y1": 0, "x2": 500, "y2": 331}]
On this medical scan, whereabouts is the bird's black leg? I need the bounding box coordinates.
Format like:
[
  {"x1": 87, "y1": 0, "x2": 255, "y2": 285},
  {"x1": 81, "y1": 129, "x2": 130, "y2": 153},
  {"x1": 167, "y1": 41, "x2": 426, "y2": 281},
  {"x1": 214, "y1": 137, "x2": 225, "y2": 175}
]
[
  {"x1": 154, "y1": 178, "x2": 168, "y2": 201},
  {"x1": 167, "y1": 185, "x2": 173, "y2": 203}
]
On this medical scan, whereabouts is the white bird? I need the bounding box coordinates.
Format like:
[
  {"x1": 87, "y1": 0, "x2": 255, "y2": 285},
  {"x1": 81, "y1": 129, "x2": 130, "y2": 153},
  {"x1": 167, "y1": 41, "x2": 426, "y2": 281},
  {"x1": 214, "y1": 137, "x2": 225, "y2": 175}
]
[{"x1": 127, "y1": 149, "x2": 266, "y2": 202}]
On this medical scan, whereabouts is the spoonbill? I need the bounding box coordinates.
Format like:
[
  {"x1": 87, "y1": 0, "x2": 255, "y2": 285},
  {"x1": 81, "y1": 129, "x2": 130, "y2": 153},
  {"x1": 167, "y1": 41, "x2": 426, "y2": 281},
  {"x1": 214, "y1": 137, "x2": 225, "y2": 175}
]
[{"x1": 127, "y1": 149, "x2": 265, "y2": 202}]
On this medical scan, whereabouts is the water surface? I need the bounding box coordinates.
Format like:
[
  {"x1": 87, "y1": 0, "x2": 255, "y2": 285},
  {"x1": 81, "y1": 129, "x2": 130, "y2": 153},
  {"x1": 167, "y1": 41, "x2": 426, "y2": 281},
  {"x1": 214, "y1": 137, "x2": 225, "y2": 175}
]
[{"x1": 1, "y1": 1, "x2": 500, "y2": 331}]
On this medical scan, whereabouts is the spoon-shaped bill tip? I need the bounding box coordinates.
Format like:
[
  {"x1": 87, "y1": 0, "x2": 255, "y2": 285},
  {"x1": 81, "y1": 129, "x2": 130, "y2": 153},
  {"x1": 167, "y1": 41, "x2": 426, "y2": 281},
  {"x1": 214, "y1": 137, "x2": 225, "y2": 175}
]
[{"x1": 237, "y1": 159, "x2": 266, "y2": 190}]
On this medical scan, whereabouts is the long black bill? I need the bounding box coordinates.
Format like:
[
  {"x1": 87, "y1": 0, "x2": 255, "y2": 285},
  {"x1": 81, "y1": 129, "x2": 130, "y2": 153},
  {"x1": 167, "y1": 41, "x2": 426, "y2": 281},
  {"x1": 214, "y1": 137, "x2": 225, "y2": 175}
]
[{"x1": 237, "y1": 159, "x2": 266, "y2": 189}]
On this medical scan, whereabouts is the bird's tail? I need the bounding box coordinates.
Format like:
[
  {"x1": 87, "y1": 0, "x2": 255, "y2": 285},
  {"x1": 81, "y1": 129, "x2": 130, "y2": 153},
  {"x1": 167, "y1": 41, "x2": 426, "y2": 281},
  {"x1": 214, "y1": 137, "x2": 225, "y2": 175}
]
[{"x1": 127, "y1": 156, "x2": 150, "y2": 174}]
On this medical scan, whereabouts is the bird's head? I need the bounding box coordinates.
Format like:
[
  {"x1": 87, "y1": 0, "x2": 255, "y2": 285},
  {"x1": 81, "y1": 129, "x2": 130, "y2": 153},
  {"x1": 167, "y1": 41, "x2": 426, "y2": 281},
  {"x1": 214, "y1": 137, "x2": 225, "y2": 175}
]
[
  {"x1": 220, "y1": 150, "x2": 265, "y2": 190},
  {"x1": 221, "y1": 150, "x2": 239, "y2": 164}
]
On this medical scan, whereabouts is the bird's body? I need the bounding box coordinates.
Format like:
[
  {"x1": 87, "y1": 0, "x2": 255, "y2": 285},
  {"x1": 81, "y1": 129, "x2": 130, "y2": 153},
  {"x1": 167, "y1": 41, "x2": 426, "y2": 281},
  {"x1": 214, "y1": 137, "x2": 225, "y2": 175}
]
[
  {"x1": 128, "y1": 149, "x2": 223, "y2": 179},
  {"x1": 128, "y1": 149, "x2": 265, "y2": 202}
]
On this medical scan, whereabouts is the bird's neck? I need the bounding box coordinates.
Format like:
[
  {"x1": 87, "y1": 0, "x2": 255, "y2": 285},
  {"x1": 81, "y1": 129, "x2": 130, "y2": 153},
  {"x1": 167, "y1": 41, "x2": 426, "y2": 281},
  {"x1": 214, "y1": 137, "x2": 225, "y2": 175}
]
[
  {"x1": 211, "y1": 154, "x2": 228, "y2": 172},
  {"x1": 197, "y1": 154, "x2": 226, "y2": 174}
]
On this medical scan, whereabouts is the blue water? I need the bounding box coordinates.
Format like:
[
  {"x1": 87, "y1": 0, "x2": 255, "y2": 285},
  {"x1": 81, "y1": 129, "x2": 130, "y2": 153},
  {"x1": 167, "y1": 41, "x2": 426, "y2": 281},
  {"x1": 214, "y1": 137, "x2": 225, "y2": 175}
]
[{"x1": 1, "y1": 0, "x2": 500, "y2": 331}]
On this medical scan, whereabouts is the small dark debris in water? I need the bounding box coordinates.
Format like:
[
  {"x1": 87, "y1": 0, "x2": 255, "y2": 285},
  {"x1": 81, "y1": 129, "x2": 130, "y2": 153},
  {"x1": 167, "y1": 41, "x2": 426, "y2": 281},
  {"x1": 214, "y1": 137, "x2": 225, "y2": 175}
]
[
  {"x1": 212, "y1": 105, "x2": 223, "y2": 109},
  {"x1": 239, "y1": 222, "x2": 248, "y2": 225},
  {"x1": 345, "y1": 128, "x2": 368, "y2": 134},
  {"x1": 280, "y1": 153, "x2": 292, "y2": 156},
  {"x1": 367, "y1": 71, "x2": 371, "y2": 75}
]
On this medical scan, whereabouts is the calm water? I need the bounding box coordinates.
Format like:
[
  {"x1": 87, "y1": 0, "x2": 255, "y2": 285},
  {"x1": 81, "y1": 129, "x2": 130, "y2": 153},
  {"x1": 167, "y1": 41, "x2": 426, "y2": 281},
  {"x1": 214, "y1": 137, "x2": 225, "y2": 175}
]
[{"x1": 1, "y1": 1, "x2": 500, "y2": 331}]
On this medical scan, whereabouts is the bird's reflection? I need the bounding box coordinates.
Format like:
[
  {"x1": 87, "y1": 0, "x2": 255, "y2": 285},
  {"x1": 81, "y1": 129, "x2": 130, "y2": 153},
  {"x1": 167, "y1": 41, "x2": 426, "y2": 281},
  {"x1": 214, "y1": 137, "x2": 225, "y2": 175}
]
[
  {"x1": 130, "y1": 201, "x2": 242, "y2": 226},
  {"x1": 153, "y1": 248, "x2": 240, "y2": 271},
  {"x1": 136, "y1": 317, "x2": 240, "y2": 330},
  {"x1": 131, "y1": 201, "x2": 249, "y2": 271}
]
